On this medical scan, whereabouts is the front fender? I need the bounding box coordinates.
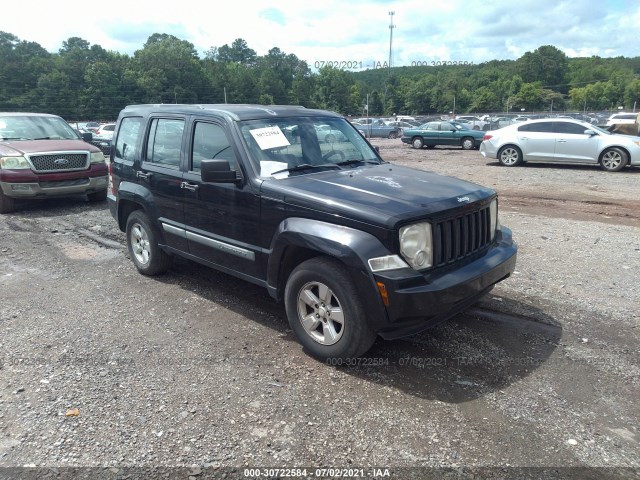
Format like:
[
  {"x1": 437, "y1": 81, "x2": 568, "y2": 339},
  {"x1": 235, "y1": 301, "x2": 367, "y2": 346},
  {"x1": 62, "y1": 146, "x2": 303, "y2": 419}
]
[{"x1": 267, "y1": 217, "x2": 393, "y2": 331}]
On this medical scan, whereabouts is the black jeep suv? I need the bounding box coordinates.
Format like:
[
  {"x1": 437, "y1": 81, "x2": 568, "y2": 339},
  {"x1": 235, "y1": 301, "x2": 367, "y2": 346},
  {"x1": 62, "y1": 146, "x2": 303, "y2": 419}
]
[{"x1": 108, "y1": 104, "x2": 517, "y2": 360}]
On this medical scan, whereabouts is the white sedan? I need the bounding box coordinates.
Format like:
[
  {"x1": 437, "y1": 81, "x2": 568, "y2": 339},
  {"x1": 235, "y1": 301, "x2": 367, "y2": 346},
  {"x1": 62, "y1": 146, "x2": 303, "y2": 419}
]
[{"x1": 480, "y1": 118, "x2": 640, "y2": 172}]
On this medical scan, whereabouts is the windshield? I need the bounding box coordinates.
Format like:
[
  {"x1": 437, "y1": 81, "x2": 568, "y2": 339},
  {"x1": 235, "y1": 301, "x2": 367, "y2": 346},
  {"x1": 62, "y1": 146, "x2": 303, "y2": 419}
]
[
  {"x1": 0, "y1": 115, "x2": 80, "y2": 141},
  {"x1": 238, "y1": 116, "x2": 381, "y2": 178}
]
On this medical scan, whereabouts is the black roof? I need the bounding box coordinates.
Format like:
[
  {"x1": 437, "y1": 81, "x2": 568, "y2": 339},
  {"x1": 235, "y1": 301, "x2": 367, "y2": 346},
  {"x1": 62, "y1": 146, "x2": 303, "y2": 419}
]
[{"x1": 120, "y1": 104, "x2": 342, "y2": 122}]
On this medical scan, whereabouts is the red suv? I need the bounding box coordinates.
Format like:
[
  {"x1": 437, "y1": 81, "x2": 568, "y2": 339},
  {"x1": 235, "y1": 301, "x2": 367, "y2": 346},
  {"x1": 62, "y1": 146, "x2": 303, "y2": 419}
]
[{"x1": 0, "y1": 112, "x2": 108, "y2": 213}]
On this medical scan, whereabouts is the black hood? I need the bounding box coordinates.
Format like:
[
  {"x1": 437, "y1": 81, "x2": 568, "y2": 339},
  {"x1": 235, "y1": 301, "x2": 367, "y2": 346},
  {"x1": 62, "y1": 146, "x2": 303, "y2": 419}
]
[{"x1": 261, "y1": 164, "x2": 495, "y2": 228}]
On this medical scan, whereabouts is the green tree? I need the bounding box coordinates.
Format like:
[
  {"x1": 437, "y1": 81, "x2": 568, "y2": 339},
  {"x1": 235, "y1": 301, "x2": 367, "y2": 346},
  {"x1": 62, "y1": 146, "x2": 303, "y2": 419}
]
[
  {"x1": 217, "y1": 38, "x2": 257, "y2": 66},
  {"x1": 132, "y1": 34, "x2": 208, "y2": 103},
  {"x1": 314, "y1": 66, "x2": 353, "y2": 113},
  {"x1": 624, "y1": 79, "x2": 640, "y2": 110},
  {"x1": 516, "y1": 45, "x2": 568, "y2": 91}
]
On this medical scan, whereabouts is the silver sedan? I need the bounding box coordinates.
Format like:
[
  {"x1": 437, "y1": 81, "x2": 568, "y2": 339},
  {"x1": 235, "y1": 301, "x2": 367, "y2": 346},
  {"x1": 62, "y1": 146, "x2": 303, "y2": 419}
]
[{"x1": 480, "y1": 118, "x2": 640, "y2": 172}]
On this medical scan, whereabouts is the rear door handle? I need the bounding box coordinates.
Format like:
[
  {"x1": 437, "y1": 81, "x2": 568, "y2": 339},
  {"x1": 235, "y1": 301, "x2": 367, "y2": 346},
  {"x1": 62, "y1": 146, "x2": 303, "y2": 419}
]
[
  {"x1": 181, "y1": 182, "x2": 199, "y2": 192},
  {"x1": 136, "y1": 171, "x2": 152, "y2": 180},
  {"x1": 557, "y1": 139, "x2": 567, "y2": 143}
]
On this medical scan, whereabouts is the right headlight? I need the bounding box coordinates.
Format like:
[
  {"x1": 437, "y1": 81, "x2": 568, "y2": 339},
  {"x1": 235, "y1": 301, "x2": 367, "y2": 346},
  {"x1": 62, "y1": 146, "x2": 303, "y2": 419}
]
[
  {"x1": 399, "y1": 222, "x2": 433, "y2": 270},
  {"x1": 0, "y1": 156, "x2": 31, "y2": 169}
]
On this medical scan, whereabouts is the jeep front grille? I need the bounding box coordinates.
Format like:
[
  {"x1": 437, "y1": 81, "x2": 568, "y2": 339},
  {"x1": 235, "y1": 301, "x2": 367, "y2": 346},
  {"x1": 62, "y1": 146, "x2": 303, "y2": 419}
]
[
  {"x1": 433, "y1": 205, "x2": 492, "y2": 267},
  {"x1": 28, "y1": 153, "x2": 89, "y2": 172}
]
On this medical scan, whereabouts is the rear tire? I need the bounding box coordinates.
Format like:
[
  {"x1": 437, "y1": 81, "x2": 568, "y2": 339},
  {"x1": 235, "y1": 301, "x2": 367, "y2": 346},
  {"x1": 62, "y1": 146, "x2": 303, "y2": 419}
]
[
  {"x1": 125, "y1": 210, "x2": 173, "y2": 276},
  {"x1": 0, "y1": 189, "x2": 16, "y2": 214},
  {"x1": 600, "y1": 147, "x2": 629, "y2": 172},
  {"x1": 498, "y1": 145, "x2": 523, "y2": 166},
  {"x1": 284, "y1": 257, "x2": 377, "y2": 361}
]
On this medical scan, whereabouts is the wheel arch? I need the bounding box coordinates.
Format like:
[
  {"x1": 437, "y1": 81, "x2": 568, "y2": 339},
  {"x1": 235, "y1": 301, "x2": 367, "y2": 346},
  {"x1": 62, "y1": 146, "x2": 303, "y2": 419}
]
[
  {"x1": 498, "y1": 143, "x2": 524, "y2": 161},
  {"x1": 598, "y1": 145, "x2": 631, "y2": 164},
  {"x1": 266, "y1": 218, "x2": 391, "y2": 329},
  {"x1": 114, "y1": 182, "x2": 163, "y2": 237}
]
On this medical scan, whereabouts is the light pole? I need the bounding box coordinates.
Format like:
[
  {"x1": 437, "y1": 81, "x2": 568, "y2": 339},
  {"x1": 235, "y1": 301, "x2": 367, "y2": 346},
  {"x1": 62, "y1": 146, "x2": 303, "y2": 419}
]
[
  {"x1": 388, "y1": 11, "x2": 395, "y2": 72},
  {"x1": 383, "y1": 11, "x2": 395, "y2": 115}
]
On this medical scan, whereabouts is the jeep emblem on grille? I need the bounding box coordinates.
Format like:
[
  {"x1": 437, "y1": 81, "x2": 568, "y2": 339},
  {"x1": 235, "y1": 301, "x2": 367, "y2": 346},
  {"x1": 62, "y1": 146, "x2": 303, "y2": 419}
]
[
  {"x1": 457, "y1": 196, "x2": 470, "y2": 203},
  {"x1": 54, "y1": 158, "x2": 70, "y2": 165}
]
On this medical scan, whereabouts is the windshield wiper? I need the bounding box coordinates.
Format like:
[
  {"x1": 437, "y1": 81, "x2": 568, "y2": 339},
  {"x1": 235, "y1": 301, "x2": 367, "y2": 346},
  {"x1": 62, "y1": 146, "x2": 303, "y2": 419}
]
[
  {"x1": 0, "y1": 137, "x2": 29, "y2": 141},
  {"x1": 271, "y1": 163, "x2": 343, "y2": 176},
  {"x1": 336, "y1": 159, "x2": 380, "y2": 167}
]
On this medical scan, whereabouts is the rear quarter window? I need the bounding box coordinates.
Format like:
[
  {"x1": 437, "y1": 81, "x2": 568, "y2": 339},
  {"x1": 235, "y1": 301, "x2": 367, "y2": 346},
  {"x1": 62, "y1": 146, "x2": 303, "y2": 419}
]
[{"x1": 115, "y1": 117, "x2": 143, "y2": 161}]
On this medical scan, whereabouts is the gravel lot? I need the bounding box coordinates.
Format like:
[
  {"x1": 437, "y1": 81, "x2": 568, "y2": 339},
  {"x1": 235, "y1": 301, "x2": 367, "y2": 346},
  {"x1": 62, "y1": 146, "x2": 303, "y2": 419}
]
[{"x1": 0, "y1": 139, "x2": 639, "y2": 479}]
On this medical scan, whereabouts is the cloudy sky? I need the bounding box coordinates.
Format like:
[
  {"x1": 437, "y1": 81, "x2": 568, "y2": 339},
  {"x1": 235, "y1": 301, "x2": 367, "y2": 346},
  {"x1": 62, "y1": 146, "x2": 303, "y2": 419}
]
[{"x1": 1, "y1": 0, "x2": 637, "y2": 69}]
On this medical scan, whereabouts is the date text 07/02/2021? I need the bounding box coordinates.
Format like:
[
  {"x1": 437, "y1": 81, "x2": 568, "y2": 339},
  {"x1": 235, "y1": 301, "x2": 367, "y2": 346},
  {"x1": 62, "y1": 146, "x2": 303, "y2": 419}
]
[
  {"x1": 243, "y1": 467, "x2": 391, "y2": 478},
  {"x1": 313, "y1": 60, "x2": 474, "y2": 70}
]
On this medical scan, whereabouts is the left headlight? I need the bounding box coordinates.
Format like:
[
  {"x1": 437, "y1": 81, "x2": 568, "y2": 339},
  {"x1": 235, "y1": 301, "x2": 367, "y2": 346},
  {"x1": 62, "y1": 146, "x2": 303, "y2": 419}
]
[
  {"x1": 90, "y1": 152, "x2": 105, "y2": 164},
  {"x1": 0, "y1": 156, "x2": 31, "y2": 169},
  {"x1": 399, "y1": 222, "x2": 433, "y2": 270}
]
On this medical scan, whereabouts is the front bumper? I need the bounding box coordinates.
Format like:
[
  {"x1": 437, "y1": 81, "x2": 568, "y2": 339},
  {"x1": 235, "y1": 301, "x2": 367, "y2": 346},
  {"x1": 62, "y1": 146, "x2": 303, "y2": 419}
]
[
  {"x1": 372, "y1": 227, "x2": 517, "y2": 339},
  {"x1": 0, "y1": 165, "x2": 108, "y2": 198}
]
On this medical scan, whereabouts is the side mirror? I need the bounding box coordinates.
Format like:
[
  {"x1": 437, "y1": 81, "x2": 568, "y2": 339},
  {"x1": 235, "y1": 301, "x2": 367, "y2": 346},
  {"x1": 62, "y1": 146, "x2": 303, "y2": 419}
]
[
  {"x1": 201, "y1": 159, "x2": 239, "y2": 183},
  {"x1": 82, "y1": 132, "x2": 93, "y2": 142},
  {"x1": 584, "y1": 129, "x2": 597, "y2": 136}
]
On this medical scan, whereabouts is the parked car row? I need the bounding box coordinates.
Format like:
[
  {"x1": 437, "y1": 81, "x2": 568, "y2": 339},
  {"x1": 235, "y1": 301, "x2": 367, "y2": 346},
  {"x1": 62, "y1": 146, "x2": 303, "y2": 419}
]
[{"x1": 394, "y1": 111, "x2": 639, "y2": 171}]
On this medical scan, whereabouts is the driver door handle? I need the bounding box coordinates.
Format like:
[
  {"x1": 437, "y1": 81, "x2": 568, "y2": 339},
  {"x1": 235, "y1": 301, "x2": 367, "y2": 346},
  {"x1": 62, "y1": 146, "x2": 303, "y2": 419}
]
[{"x1": 181, "y1": 182, "x2": 199, "y2": 192}]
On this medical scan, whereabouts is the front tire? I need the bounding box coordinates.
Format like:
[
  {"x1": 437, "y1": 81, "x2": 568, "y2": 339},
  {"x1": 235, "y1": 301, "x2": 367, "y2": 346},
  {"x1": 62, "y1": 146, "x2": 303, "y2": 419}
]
[
  {"x1": 498, "y1": 145, "x2": 523, "y2": 166},
  {"x1": 600, "y1": 147, "x2": 629, "y2": 172},
  {"x1": 461, "y1": 137, "x2": 475, "y2": 150},
  {"x1": 125, "y1": 210, "x2": 172, "y2": 276},
  {"x1": 411, "y1": 137, "x2": 424, "y2": 149},
  {"x1": 284, "y1": 257, "x2": 377, "y2": 361}
]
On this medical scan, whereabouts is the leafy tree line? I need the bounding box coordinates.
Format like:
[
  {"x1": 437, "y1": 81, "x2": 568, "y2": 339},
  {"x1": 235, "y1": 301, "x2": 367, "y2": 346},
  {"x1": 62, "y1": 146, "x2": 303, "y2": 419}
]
[{"x1": 1, "y1": 31, "x2": 639, "y2": 120}]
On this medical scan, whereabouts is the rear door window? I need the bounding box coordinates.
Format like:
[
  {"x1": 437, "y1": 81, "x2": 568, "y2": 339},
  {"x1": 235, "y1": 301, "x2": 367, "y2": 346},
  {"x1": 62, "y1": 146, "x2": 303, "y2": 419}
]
[
  {"x1": 146, "y1": 118, "x2": 185, "y2": 168},
  {"x1": 518, "y1": 122, "x2": 554, "y2": 133}
]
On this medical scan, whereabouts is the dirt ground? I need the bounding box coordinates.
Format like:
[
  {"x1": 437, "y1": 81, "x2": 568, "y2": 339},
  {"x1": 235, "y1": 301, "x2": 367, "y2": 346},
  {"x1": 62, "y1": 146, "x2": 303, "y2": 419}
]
[{"x1": 0, "y1": 139, "x2": 639, "y2": 479}]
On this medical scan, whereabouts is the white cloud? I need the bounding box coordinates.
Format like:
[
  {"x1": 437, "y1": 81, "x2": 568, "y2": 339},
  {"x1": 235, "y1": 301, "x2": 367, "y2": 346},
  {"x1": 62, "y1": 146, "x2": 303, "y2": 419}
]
[{"x1": 0, "y1": 0, "x2": 637, "y2": 67}]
